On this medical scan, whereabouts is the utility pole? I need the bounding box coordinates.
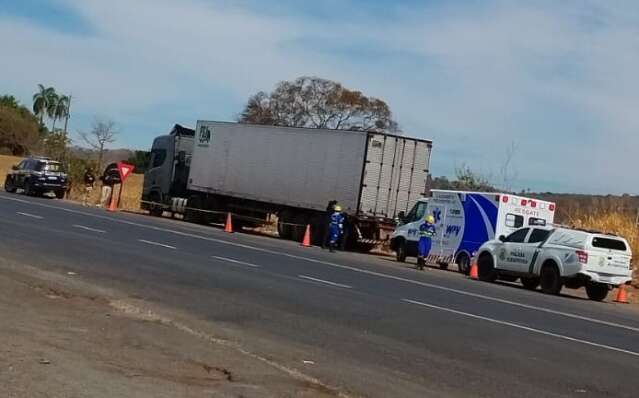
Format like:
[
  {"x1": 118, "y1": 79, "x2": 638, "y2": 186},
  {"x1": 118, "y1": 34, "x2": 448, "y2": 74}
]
[{"x1": 62, "y1": 94, "x2": 72, "y2": 172}]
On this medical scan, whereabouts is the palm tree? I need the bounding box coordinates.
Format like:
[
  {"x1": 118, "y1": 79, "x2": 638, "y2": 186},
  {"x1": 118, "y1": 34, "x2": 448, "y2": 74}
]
[
  {"x1": 32, "y1": 84, "x2": 57, "y2": 126},
  {"x1": 49, "y1": 94, "x2": 69, "y2": 133}
]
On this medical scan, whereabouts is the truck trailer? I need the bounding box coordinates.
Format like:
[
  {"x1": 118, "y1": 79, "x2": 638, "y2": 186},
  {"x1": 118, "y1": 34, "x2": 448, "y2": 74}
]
[{"x1": 142, "y1": 121, "x2": 432, "y2": 249}]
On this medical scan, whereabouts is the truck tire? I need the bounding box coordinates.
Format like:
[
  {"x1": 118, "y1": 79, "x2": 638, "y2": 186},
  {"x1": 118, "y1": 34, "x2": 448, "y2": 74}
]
[
  {"x1": 455, "y1": 252, "x2": 470, "y2": 275},
  {"x1": 54, "y1": 189, "x2": 65, "y2": 199},
  {"x1": 585, "y1": 282, "x2": 609, "y2": 302},
  {"x1": 521, "y1": 277, "x2": 540, "y2": 290},
  {"x1": 395, "y1": 240, "x2": 407, "y2": 263},
  {"x1": 478, "y1": 253, "x2": 497, "y2": 282},
  {"x1": 185, "y1": 195, "x2": 204, "y2": 224},
  {"x1": 4, "y1": 176, "x2": 16, "y2": 193},
  {"x1": 540, "y1": 262, "x2": 562, "y2": 295},
  {"x1": 148, "y1": 192, "x2": 164, "y2": 217}
]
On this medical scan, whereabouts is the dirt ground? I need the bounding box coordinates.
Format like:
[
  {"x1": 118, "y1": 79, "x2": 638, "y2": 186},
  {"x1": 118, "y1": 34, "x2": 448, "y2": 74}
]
[{"x1": 0, "y1": 258, "x2": 341, "y2": 398}]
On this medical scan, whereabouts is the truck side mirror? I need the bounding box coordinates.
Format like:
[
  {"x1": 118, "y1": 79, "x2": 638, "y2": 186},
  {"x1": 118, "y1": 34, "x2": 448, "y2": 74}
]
[
  {"x1": 499, "y1": 235, "x2": 507, "y2": 242},
  {"x1": 177, "y1": 151, "x2": 186, "y2": 164}
]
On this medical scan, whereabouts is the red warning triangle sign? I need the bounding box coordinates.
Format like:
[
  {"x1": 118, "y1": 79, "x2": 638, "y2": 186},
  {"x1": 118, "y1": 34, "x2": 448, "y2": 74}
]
[{"x1": 117, "y1": 162, "x2": 135, "y2": 182}]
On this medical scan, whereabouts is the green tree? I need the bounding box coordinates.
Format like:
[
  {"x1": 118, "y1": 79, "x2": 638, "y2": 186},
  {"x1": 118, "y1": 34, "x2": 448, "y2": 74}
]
[
  {"x1": 33, "y1": 84, "x2": 57, "y2": 126},
  {"x1": 0, "y1": 104, "x2": 41, "y2": 155},
  {"x1": 42, "y1": 130, "x2": 71, "y2": 161},
  {"x1": 49, "y1": 94, "x2": 70, "y2": 134},
  {"x1": 0, "y1": 95, "x2": 20, "y2": 109},
  {"x1": 239, "y1": 76, "x2": 400, "y2": 133}
]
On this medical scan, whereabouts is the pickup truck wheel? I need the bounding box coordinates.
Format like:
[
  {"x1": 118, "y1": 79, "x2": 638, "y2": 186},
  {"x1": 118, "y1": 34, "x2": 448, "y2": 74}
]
[
  {"x1": 521, "y1": 277, "x2": 540, "y2": 290},
  {"x1": 54, "y1": 189, "x2": 66, "y2": 199},
  {"x1": 4, "y1": 176, "x2": 16, "y2": 193},
  {"x1": 478, "y1": 253, "x2": 497, "y2": 283},
  {"x1": 395, "y1": 240, "x2": 407, "y2": 263},
  {"x1": 456, "y1": 253, "x2": 470, "y2": 275},
  {"x1": 540, "y1": 263, "x2": 562, "y2": 295},
  {"x1": 585, "y1": 283, "x2": 609, "y2": 302}
]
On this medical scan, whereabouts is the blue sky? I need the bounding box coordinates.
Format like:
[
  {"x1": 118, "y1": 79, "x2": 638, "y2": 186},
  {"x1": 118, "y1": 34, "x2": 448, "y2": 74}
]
[{"x1": 1, "y1": 0, "x2": 637, "y2": 194}]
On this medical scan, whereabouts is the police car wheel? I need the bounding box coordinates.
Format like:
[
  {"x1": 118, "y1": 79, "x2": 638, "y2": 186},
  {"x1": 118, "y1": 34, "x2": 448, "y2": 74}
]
[
  {"x1": 477, "y1": 253, "x2": 497, "y2": 283},
  {"x1": 585, "y1": 283, "x2": 609, "y2": 301},
  {"x1": 540, "y1": 263, "x2": 562, "y2": 295}
]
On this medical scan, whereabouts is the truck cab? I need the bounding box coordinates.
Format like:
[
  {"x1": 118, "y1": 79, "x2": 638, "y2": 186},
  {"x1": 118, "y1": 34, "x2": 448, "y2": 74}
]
[{"x1": 142, "y1": 124, "x2": 194, "y2": 215}]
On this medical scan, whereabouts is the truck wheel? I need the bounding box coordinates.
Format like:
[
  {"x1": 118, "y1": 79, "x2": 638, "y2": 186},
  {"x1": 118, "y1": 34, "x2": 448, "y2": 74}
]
[
  {"x1": 185, "y1": 195, "x2": 204, "y2": 224},
  {"x1": 540, "y1": 263, "x2": 562, "y2": 295},
  {"x1": 478, "y1": 253, "x2": 497, "y2": 282},
  {"x1": 455, "y1": 253, "x2": 470, "y2": 275},
  {"x1": 54, "y1": 190, "x2": 65, "y2": 199},
  {"x1": 521, "y1": 277, "x2": 540, "y2": 290},
  {"x1": 4, "y1": 176, "x2": 16, "y2": 193},
  {"x1": 395, "y1": 240, "x2": 407, "y2": 263},
  {"x1": 148, "y1": 192, "x2": 163, "y2": 217},
  {"x1": 585, "y1": 283, "x2": 609, "y2": 301}
]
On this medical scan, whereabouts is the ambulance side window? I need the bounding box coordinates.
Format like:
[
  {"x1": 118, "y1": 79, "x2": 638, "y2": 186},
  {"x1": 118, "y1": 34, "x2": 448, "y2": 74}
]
[
  {"x1": 505, "y1": 213, "x2": 524, "y2": 228},
  {"x1": 414, "y1": 202, "x2": 427, "y2": 221}
]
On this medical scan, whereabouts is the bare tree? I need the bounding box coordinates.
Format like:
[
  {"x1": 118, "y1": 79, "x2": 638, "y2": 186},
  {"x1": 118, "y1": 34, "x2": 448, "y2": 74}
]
[
  {"x1": 79, "y1": 119, "x2": 118, "y2": 171},
  {"x1": 239, "y1": 76, "x2": 400, "y2": 133}
]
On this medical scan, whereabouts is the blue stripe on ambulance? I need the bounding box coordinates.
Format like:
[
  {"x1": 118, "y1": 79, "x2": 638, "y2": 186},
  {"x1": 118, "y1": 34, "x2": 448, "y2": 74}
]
[{"x1": 457, "y1": 193, "x2": 499, "y2": 258}]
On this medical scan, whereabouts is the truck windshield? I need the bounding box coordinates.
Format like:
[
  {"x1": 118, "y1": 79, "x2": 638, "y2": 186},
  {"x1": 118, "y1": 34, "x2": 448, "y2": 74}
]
[{"x1": 592, "y1": 237, "x2": 627, "y2": 251}]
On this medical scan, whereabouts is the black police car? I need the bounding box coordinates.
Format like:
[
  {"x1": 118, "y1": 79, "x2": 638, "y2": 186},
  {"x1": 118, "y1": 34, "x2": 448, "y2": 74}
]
[{"x1": 4, "y1": 157, "x2": 69, "y2": 198}]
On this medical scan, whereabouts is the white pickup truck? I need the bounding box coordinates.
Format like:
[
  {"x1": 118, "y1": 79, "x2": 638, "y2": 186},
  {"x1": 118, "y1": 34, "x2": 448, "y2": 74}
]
[{"x1": 476, "y1": 226, "x2": 633, "y2": 301}]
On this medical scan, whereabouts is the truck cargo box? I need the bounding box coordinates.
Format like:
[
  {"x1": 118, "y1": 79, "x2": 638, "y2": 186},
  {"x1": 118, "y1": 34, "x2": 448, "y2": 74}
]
[{"x1": 188, "y1": 121, "x2": 432, "y2": 220}]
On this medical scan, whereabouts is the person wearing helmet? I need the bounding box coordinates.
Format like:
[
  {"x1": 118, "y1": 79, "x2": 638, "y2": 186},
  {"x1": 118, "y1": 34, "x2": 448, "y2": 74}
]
[
  {"x1": 417, "y1": 214, "x2": 436, "y2": 270},
  {"x1": 328, "y1": 204, "x2": 346, "y2": 252}
]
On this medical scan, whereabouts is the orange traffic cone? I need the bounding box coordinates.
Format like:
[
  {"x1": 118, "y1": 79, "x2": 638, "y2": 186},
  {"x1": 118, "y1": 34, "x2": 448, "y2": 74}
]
[
  {"x1": 301, "y1": 224, "x2": 312, "y2": 247},
  {"x1": 107, "y1": 191, "x2": 118, "y2": 212},
  {"x1": 469, "y1": 262, "x2": 479, "y2": 280},
  {"x1": 614, "y1": 285, "x2": 629, "y2": 304},
  {"x1": 224, "y1": 212, "x2": 233, "y2": 233}
]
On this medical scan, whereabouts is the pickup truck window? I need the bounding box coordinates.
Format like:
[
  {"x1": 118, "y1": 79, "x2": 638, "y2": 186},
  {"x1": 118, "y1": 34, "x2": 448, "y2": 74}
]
[
  {"x1": 592, "y1": 237, "x2": 627, "y2": 251},
  {"x1": 505, "y1": 213, "x2": 524, "y2": 228},
  {"x1": 528, "y1": 229, "x2": 550, "y2": 243},
  {"x1": 506, "y1": 228, "x2": 529, "y2": 243}
]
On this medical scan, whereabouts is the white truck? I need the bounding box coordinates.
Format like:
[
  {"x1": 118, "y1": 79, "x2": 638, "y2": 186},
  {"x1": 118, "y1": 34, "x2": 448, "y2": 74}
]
[
  {"x1": 142, "y1": 122, "x2": 433, "y2": 249},
  {"x1": 476, "y1": 226, "x2": 633, "y2": 301},
  {"x1": 390, "y1": 190, "x2": 556, "y2": 273}
]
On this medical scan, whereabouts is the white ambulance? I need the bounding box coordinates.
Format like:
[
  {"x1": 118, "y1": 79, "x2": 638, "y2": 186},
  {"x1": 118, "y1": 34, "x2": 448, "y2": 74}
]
[{"x1": 390, "y1": 190, "x2": 556, "y2": 274}]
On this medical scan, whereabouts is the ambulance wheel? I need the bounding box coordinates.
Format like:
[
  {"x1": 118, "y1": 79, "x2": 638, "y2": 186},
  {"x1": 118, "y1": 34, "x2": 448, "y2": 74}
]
[
  {"x1": 395, "y1": 240, "x2": 407, "y2": 263},
  {"x1": 455, "y1": 253, "x2": 471, "y2": 275}
]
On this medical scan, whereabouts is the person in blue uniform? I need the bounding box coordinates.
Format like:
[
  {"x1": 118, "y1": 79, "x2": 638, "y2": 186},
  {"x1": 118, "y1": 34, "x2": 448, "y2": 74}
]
[
  {"x1": 328, "y1": 205, "x2": 346, "y2": 252},
  {"x1": 417, "y1": 215, "x2": 436, "y2": 270}
]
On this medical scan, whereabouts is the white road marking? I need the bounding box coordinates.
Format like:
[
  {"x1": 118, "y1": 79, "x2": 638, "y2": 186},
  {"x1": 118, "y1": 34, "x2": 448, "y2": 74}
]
[
  {"x1": 3, "y1": 194, "x2": 639, "y2": 334},
  {"x1": 16, "y1": 211, "x2": 43, "y2": 219},
  {"x1": 298, "y1": 275, "x2": 352, "y2": 289},
  {"x1": 212, "y1": 256, "x2": 260, "y2": 268},
  {"x1": 72, "y1": 224, "x2": 106, "y2": 233},
  {"x1": 402, "y1": 299, "x2": 639, "y2": 357},
  {"x1": 138, "y1": 239, "x2": 176, "y2": 250}
]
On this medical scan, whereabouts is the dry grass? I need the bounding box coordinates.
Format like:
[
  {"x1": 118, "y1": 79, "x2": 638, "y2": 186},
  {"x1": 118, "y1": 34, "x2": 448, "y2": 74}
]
[
  {"x1": 566, "y1": 211, "x2": 639, "y2": 287},
  {"x1": 0, "y1": 154, "x2": 143, "y2": 211}
]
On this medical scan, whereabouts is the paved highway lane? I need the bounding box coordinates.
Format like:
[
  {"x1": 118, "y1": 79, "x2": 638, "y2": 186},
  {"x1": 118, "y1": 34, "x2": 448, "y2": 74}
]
[{"x1": 1, "y1": 192, "x2": 639, "y2": 397}]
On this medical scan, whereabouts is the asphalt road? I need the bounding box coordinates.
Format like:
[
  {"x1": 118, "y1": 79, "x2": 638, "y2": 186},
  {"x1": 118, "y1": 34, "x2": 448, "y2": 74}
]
[{"x1": 1, "y1": 191, "x2": 639, "y2": 397}]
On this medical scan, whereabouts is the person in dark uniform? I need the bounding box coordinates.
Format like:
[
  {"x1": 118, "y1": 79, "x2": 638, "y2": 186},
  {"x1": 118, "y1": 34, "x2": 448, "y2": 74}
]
[
  {"x1": 322, "y1": 200, "x2": 337, "y2": 249},
  {"x1": 82, "y1": 167, "x2": 96, "y2": 206}
]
